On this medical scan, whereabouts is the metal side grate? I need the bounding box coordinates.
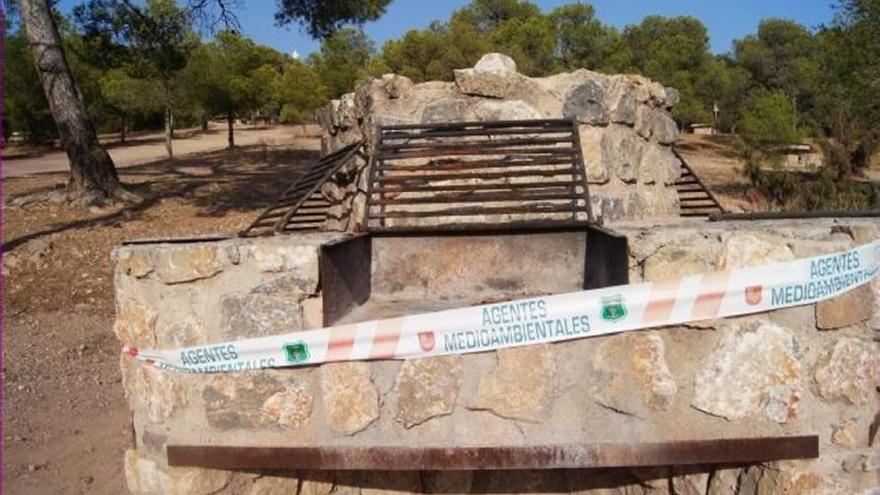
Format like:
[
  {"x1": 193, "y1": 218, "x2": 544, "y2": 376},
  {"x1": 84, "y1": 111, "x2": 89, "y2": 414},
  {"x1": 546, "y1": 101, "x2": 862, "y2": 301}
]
[
  {"x1": 673, "y1": 147, "x2": 725, "y2": 218},
  {"x1": 364, "y1": 119, "x2": 593, "y2": 233},
  {"x1": 240, "y1": 140, "x2": 364, "y2": 237}
]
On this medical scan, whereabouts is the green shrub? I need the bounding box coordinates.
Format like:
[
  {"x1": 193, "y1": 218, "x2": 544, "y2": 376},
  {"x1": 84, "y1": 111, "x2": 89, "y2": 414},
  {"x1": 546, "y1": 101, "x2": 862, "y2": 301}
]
[{"x1": 738, "y1": 89, "x2": 802, "y2": 149}]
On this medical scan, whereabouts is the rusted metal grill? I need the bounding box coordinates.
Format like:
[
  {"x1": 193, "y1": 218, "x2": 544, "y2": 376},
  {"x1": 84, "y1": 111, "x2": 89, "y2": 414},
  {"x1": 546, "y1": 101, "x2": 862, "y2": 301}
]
[
  {"x1": 168, "y1": 435, "x2": 818, "y2": 471},
  {"x1": 364, "y1": 119, "x2": 593, "y2": 232},
  {"x1": 673, "y1": 147, "x2": 724, "y2": 218},
  {"x1": 240, "y1": 140, "x2": 364, "y2": 237}
]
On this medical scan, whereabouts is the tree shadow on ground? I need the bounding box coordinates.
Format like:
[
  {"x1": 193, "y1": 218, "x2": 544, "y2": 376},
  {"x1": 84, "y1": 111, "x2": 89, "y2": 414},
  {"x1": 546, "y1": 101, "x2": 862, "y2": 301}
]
[
  {"x1": 3, "y1": 127, "x2": 219, "y2": 161},
  {"x1": 2, "y1": 143, "x2": 320, "y2": 252}
]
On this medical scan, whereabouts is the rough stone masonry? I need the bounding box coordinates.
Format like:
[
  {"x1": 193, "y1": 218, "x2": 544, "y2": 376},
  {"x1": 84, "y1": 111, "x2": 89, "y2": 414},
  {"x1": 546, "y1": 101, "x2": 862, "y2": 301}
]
[
  {"x1": 315, "y1": 53, "x2": 683, "y2": 231},
  {"x1": 114, "y1": 218, "x2": 879, "y2": 495}
]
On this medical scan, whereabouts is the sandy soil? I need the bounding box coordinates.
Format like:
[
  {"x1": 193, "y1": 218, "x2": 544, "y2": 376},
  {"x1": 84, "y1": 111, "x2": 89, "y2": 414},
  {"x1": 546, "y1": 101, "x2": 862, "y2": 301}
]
[
  {"x1": 2, "y1": 126, "x2": 319, "y2": 494},
  {"x1": 2, "y1": 123, "x2": 319, "y2": 178}
]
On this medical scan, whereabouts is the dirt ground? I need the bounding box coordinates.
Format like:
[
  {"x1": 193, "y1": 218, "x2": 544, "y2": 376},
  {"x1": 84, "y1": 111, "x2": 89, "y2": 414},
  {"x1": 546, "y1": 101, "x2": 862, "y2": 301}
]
[
  {"x1": 3, "y1": 123, "x2": 320, "y2": 178},
  {"x1": 2, "y1": 126, "x2": 320, "y2": 494}
]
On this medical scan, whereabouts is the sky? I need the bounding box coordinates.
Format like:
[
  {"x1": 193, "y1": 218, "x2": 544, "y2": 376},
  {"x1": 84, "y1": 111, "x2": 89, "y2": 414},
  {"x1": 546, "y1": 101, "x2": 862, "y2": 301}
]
[{"x1": 55, "y1": 0, "x2": 838, "y2": 57}]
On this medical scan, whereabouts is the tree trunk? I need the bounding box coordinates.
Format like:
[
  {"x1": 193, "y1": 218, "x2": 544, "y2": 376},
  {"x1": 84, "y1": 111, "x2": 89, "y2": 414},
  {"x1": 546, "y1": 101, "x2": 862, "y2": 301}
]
[
  {"x1": 20, "y1": 0, "x2": 122, "y2": 200},
  {"x1": 164, "y1": 86, "x2": 174, "y2": 162},
  {"x1": 201, "y1": 115, "x2": 209, "y2": 131},
  {"x1": 120, "y1": 113, "x2": 127, "y2": 144},
  {"x1": 227, "y1": 113, "x2": 235, "y2": 149}
]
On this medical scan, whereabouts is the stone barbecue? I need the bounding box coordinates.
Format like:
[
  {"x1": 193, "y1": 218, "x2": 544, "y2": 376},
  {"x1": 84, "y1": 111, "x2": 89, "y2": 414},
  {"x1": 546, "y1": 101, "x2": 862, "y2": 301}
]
[
  {"x1": 113, "y1": 54, "x2": 879, "y2": 495},
  {"x1": 315, "y1": 53, "x2": 684, "y2": 230}
]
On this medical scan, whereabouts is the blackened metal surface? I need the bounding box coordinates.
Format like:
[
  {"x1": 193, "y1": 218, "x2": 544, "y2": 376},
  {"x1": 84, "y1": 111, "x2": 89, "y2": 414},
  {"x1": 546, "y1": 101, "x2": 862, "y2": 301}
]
[
  {"x1": 167, "y1": 436, "x2": 818, "y2": 471},
  {"x1": 710, "y1": 210, "x2": 880, "y2": 221},
  {"x1": 320, "y1": 234, "x2": 372, "y2": 326},
  {"x1": 365, "y1": 119, "x2": 593, "y2": 232},
  {"x1": 121, "y1": 235, "x2": 231, "y2": 246},
  {"x1": 584, "y1": 225, "x2": 629, "y2": 289},
  {"x1": 240, "y1": 140, "x2": 364, "y2": 237},
  {"x1": 367, "y1": 220, "x2": 593, "y2": 236}
]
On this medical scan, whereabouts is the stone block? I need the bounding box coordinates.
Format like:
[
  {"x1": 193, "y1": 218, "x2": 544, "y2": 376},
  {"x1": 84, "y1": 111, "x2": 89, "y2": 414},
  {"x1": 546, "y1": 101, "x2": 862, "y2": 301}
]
[
  {"x1": 114, "y1": 299, "x2": 158, "y2": 347},
  {"x1": 124, "y1": 449, "x2": 230, "y2": 495},
  {"x1": 639, "y1": 144, "x2": 681, "y2": 185},
  {"x1": 831, "y1": 420, "x2": 858, "y2": 447},
  {"x1": 591, "y1": 333, "x2": 677, "y2": 417},
  {"x1": 454, "y1": 68, "x2": 513, "y2": 98},
  {"x1": 154, "y1": 245, "x2": 225, "y2": 284},
  {"x1": 579, "y1": 125, "x2": 608, "y2": 184},
  {"x1": 421, "y1": 98, "x2": 476, "y2": 123},
  {"x1": 706, "y1": 468, "x2": 741, "y2": 495},
  {"x1": 381, "y1": 74, "x2": 414, "y2": 99},
  {"x1": 299, "y1": 471, "x2": 335, "y2": 495},
  {"x1": 395, "y1": 356, "x2": 462, "y2": 428},
  {"x1": 252, "y1": 272, "x2": 319, "y2": 296},
  {"x1": 643, "y1": 243, "x2": 720, "y2": 282},
  {"x1": 692, "y1": 322, "x2": 801, "y2": 423},
  {"x1": 472, "y1": 99, "x2": 542, "y2": 121},
  {"x1": 816, "y1": 284, "x2": 874, "y2": 329},
  {"x1": 844, "y1": 224, "x2": 879, "y2": 245},
  {"x1": 158, "y1": 319, "x2": 207, "y2": 349},
  {"x1": 320, "y1": 362, "x2": 379, "y2": 435},
  {"x1": 814, "y1": 337, "x2": 878, "y2": 405},
  {"x1": 221, "y1": 242, "x2": 240, "y2": 265},
  {"x1": 719, "y1": 233, "x2": 794, "y2": 270},
  {"x1": 247, "y1": 475, "x2": 300, "y2": 495},
  {"x1": 651, "y1": 111, "x2": 679, "y2": 144},
  {"x1": 261, "y1": 385, "x2": 315, "y2": 428},
  {"x1": 116, "y1": 249, "x2": 153, "y2": 278},
  {"x1": 634, "y1": 105, "x2": 653, "y2": 140},
  {"x1": 627, "y1": 183, "x2": 680, "y2": 220},
  {"x1": 129, "y1": 364, "x2": 188, "y2": 423},
  {"x1": 752, "y1": 464, "x2": 840, "y2": 495},
  {"x1": 671, "y1": 473, "x2": 709, "y2": 495},
  {"x1": 474, "y1": 52, "x2": 517, "y2": 72},
  {"x1": 248, "y1": 243, "x2": 319, "y2": 277},
  {"x1": 563, "y1": 81, "x2": 609, "y2": 125},
  {"x1": 203, "y1": 373, "x2": 312, "y2": 430},
  {"x1": 602, "y1": 125, "x2": 646, "y2": 184},
  {"x1": 468, "y1": 344, "x2": 556, "y2": 422},
  {"x1": 634, "y1": 106, "x2": 679, "y2": 145},
  {"x1": 220, "y1": 294, "x2": 304, "y2": 341},
  {"x1": 604, "y1": 77, "x2": 638, "y2": 125}
]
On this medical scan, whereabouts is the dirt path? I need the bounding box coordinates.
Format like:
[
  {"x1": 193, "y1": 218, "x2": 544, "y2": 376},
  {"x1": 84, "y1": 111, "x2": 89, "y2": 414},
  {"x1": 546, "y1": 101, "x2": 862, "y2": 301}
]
[
  {"x1": 2, "y1": 129, "x2": 319, "y2": 494},
  {"x1": 2, "y1": 124, "x2": 317, "y2": 178}
]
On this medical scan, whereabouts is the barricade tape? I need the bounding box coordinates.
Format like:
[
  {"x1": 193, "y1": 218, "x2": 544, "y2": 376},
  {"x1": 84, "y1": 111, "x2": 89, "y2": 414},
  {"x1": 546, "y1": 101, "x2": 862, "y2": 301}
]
[{"x1": 123, "y1": 240, "x2": 880, "y2": 373}]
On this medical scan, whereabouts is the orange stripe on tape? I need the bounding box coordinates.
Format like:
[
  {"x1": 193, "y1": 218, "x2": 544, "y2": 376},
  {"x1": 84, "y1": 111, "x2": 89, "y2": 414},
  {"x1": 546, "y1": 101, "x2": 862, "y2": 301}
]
[
  {"x1": 369, "y1": 317, "x2": 405, "y2": 359},
  {"x1": 691, "y1": 271, "x2": 731, "y2": 320},
  {"x1": 325, "y1": 324, "x2": 359, "y2": 362},
  {"x1": 642, "y1": 280, "x2": 680, "y2": 326}
]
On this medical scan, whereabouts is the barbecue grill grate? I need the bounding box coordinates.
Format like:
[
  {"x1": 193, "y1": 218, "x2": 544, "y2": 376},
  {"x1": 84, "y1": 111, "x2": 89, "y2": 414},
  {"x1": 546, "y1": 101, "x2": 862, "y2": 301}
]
[{"x1": 364, "y1": 119, "x2": 593, "y2": 233}]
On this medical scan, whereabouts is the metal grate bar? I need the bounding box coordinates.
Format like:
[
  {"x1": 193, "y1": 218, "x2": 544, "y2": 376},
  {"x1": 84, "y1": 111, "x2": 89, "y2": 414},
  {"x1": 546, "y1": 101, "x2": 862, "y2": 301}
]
[
  {"x1": 168, "y1": 435, "x2": 818, "y2": 471},
  {"x1": 365, "y1": 119, "x2": 592, "y2": 232},
  {"x1": 673, "y1": 147, "x2": 724, "y2": 218},
  {"x1": 240, "y1": 140, "x2": 364, "y2": 237}
]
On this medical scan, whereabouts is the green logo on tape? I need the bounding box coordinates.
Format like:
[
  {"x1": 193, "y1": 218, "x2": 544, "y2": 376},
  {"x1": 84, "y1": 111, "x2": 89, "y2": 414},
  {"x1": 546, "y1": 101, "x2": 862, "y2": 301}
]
[
  {"x1": 600, "y1": 295, "x2": 627, "y2": 323},
  {"x1": 283, "y1": 341, "x2": 310, "y2": 364}
]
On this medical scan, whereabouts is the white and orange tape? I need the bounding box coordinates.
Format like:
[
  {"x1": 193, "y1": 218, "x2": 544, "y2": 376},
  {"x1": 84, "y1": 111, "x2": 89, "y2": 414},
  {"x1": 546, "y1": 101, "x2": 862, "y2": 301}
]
[{"x1": 124, "y1": 239, "x2": 880, "y2": 373}]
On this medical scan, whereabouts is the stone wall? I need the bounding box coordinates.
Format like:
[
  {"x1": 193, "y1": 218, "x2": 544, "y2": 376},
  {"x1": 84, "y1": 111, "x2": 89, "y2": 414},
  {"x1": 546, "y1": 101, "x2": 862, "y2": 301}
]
[
  {"x1": 314, "y1": 53, "x2": 683, "y2": 231},
  {"x1": 114, "y1": 218, "x2": 879, "y2": 494}
]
